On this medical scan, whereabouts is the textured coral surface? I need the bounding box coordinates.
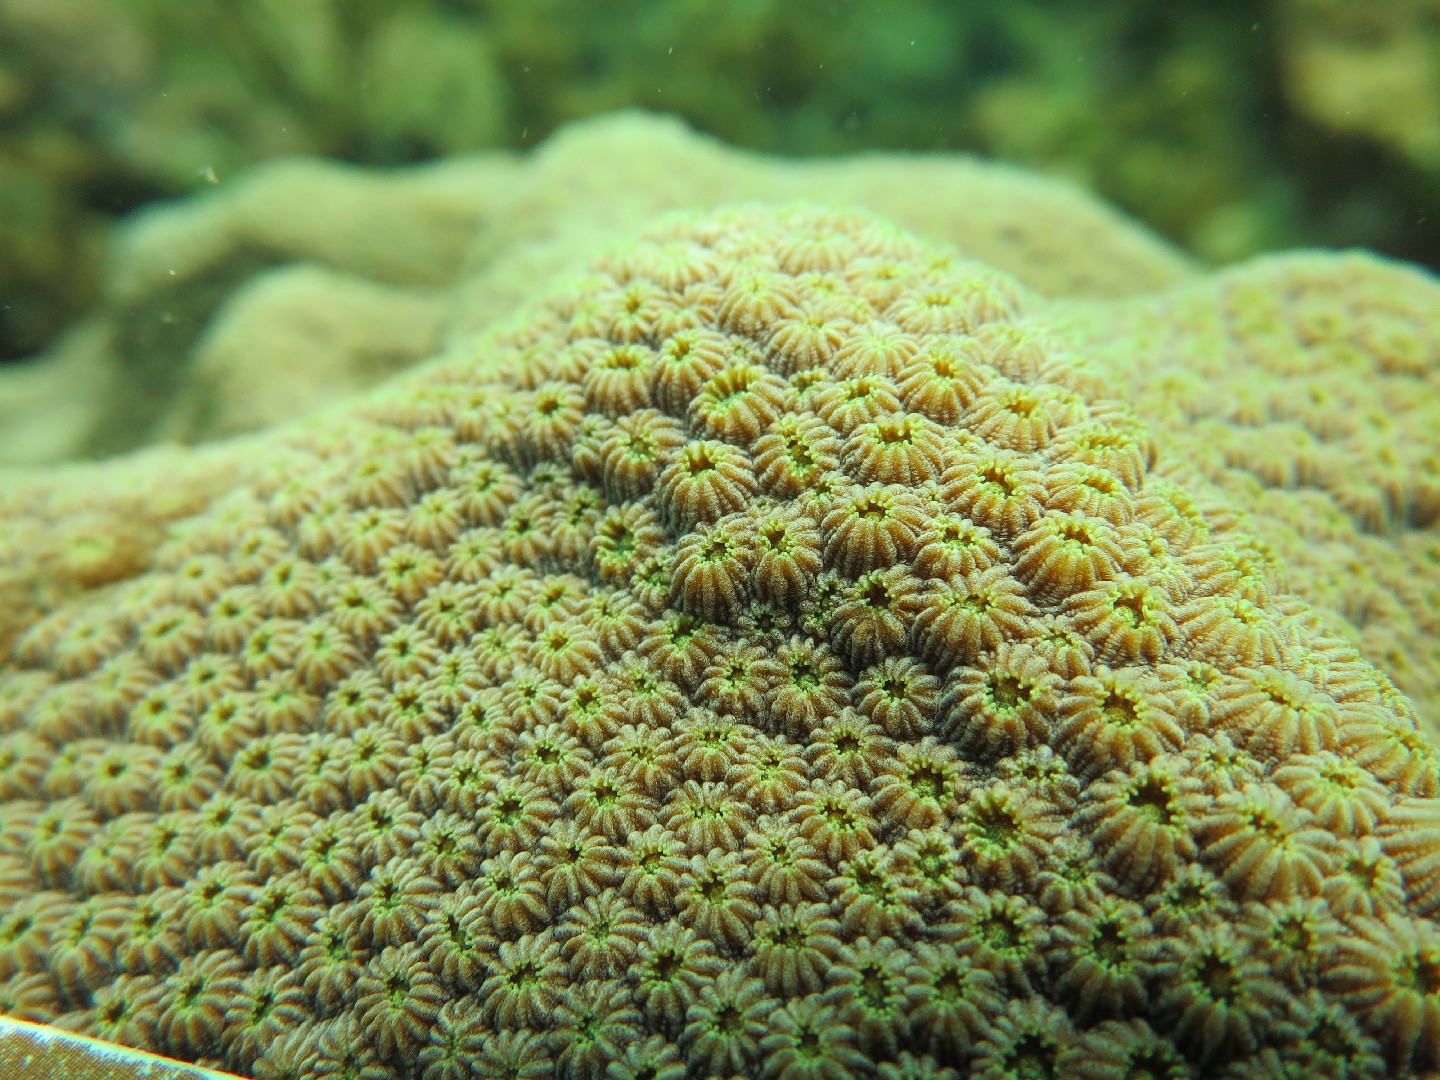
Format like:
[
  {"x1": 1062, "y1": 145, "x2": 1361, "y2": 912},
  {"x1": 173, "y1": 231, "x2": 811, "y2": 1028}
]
[
  {"x1": 10, "y1": 114, "x2": 1428, "y2": 728},
  {"x1": 2, "y1": 206, "x2": 1439, "y2": 1078},
  {"x1": 1053, "y1": 252, "x2": 1440, "y2": 732}
]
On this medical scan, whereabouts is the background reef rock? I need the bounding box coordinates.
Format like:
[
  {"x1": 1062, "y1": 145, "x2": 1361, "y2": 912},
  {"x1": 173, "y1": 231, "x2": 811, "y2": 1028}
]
[
  {"x1": 1278, "y1": 0, "x2": 1440, "y2": 173},
  {"x1": 2, "y1": 203, "x2": 1440, "y2": 1077},
  {"x1": 0, "y1": 113, "x2": 1192, "y2": 465},
  {"x1": 448, "y1": 112, "x2": 1196, "y2": 339},
  {"x1": 0, "y1": 152, "x2": 519, "y2": 464},
  {"x1": 2, "y1": 0, "x2": 1438, "y2": 366}
]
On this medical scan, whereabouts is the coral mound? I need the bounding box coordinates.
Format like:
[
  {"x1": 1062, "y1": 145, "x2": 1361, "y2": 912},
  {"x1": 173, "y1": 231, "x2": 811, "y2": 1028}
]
[
  {"x1": 1053, "y1": 249, "x2": 1440, "y2": 725},
  {"x1": 1, "y1": 204, "x2": 1438, "y2": 1078}
]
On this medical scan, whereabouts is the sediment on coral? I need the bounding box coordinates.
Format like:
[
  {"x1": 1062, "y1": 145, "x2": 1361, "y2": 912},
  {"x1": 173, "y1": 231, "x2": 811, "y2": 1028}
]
[{"x1": 1, "y1": 203, "x2": 1438, "y2": 1078}]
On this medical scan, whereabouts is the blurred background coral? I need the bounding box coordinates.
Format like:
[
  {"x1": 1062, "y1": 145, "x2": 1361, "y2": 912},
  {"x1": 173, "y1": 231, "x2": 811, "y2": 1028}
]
[{"x1": 2, "y1": 0, "x2": 1437, "y2": 364}]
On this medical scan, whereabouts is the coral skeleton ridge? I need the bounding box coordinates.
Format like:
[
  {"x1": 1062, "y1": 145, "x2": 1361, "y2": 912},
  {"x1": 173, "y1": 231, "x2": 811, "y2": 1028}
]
[{"x1": 1, "y1": 201, "x2": 1440, "y2": 1079}]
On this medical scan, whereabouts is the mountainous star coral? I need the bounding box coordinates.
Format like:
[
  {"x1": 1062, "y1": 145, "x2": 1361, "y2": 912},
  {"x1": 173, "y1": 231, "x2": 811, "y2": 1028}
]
[{"x1": 1, "y1": 203, "x2": 1438, "y2": 1077}]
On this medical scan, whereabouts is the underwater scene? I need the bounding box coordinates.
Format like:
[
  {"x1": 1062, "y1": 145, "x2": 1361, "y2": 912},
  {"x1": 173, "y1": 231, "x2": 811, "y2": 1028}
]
[{"x1": 1, "y1": 3, "x2": 1439, "y2": 1078}]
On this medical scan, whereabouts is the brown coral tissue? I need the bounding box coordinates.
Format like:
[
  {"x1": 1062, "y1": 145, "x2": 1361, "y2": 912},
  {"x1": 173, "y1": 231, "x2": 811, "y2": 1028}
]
[{"x1": 1, "y1": 202, "x2": 1439, "y2": 1079}]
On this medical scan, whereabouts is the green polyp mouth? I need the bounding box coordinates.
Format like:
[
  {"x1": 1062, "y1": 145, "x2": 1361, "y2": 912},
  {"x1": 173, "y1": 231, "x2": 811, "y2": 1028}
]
[{"x1": 988, "y1": 674, "x2": 1030, "y2": 711}]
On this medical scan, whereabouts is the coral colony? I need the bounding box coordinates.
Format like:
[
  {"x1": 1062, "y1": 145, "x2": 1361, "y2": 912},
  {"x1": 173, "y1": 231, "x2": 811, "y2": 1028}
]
[{"x1": 1, "y1": 204, "x2": 1439, "y2": 1078}]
